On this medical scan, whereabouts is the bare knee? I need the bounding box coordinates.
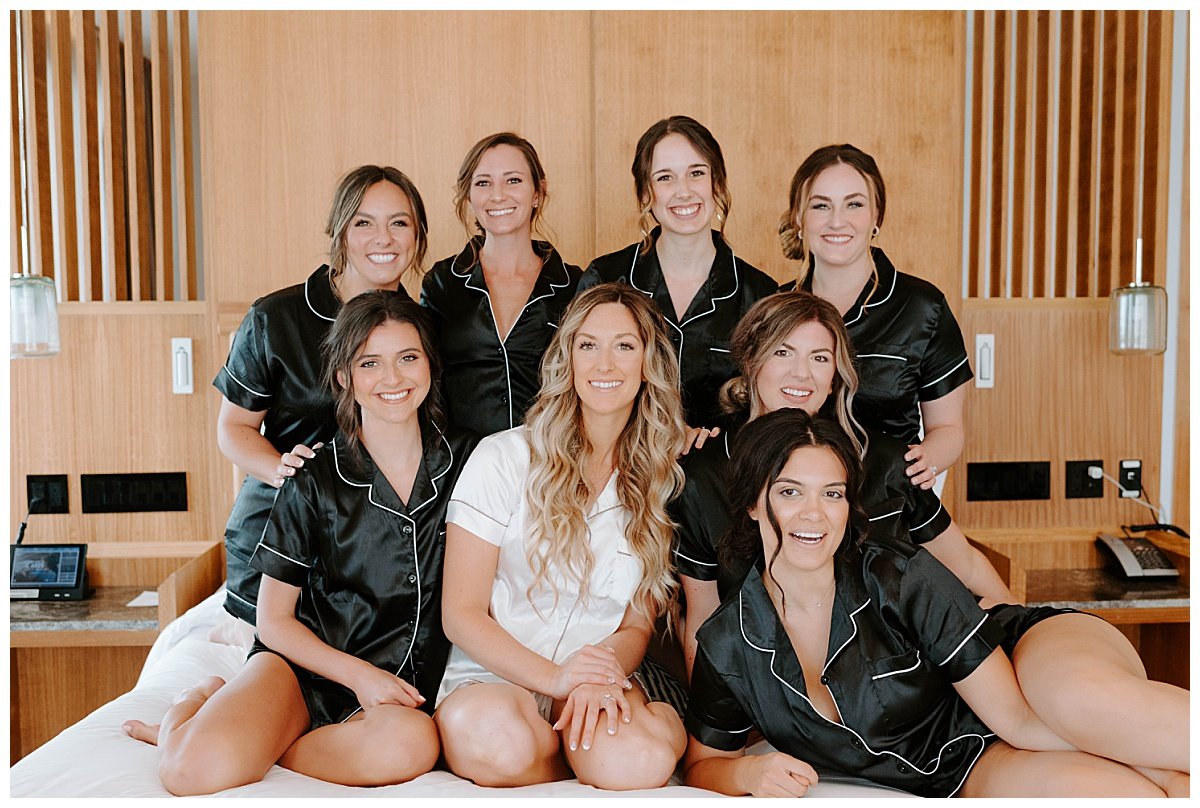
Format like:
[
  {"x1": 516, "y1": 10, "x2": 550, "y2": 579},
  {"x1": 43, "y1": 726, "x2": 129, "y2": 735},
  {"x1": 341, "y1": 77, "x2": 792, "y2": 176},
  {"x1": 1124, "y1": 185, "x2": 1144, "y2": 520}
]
[
  {"x1": 158, "y1": 736, "x2": 253, "y2": 796},
  {"x1": 436, "y1": 693, "x2": 550, "y2": 786},
  {"x1": 352, "y1": 707, "x2": 439, "y2": 785},
  {"x1": 574, "y1": 704, "x2": 685, "y2": 790}
]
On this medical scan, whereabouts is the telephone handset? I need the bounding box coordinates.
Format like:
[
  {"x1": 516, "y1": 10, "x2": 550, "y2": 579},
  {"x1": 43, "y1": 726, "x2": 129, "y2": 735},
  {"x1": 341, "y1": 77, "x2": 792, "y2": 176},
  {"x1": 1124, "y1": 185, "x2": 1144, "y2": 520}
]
[{"x1": 1095, "y1": 534, "x2": 1179, "y2": 579}]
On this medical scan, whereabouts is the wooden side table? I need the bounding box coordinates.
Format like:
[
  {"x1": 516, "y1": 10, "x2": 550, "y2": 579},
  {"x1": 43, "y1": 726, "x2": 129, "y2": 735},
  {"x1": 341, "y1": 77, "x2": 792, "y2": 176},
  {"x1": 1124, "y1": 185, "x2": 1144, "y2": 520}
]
[
  {"x1": 967, "y1": 528, "x2": 1189, "y2": 688},
  {"x1": 9, "y1": 541, "x2": 224, "y2": 764}
]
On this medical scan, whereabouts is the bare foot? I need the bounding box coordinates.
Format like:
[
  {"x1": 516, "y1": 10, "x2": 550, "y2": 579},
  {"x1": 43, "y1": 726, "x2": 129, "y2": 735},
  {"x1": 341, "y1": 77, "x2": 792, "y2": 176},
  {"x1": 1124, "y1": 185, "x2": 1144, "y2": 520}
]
[
  {"x1": 174, "y1": 675, "x2": 227, "y2": 704},
  {"x1": 122, "y1": 676, "x2": 228, "y2": 746},
  {"x1": 123, "y1": 719, "x2": 161, "y2": 745}
]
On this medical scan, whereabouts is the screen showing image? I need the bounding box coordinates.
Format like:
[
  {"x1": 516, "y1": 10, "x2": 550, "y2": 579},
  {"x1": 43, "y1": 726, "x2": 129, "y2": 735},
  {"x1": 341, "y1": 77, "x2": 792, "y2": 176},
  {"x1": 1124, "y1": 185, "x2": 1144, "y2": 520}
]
[{"x1": 10, "y1": 546, "x2": 82, "y2": 588}]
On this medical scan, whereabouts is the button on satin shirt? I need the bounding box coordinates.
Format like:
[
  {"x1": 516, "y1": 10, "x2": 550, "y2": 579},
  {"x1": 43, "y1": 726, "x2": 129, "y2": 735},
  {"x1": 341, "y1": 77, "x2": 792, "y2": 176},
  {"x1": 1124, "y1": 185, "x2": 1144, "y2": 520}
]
[
  {"x1": 250, "y1": 423, "x2": 479, "y2": 726},
  {"x1": 213, "y1": 265, "x2": 413, "y2": 624},
  {"x1": 580, "y1": 229, "x2": 777, "y2": 427},
  {"x1": 672, "y1": 418, "x2": 953, "y2": 598},
  {"x1": 686, "y1": 537, "x2": 1006, "y2": 798},
  {"x1": 420, "y1": 239, "x2": 581, "y2": 437},
  {"x1": 784, "y1": 248, "x2": 973, "y2": 444}
]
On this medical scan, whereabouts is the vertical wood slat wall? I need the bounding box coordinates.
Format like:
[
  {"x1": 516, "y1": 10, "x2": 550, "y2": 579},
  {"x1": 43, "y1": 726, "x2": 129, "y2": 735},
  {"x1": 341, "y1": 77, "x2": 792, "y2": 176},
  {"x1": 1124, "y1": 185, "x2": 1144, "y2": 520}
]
[
  {"x1": 966, "y1": 10, "x2": 1173, "y2": 299},
  {"x1": 10, "y1": 9, "x2": 198, "y2": 302}
]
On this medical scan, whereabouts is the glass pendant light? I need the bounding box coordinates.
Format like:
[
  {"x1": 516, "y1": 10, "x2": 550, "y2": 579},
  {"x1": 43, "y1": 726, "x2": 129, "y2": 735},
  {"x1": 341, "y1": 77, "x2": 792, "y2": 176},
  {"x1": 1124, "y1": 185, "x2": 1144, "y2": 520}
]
[
  {"x1": 10, "y1": 10, "x2": 61, "y2": 360},
  {"x1": 1109, "y1": 238, "x2": 1167, "y2": 355}
]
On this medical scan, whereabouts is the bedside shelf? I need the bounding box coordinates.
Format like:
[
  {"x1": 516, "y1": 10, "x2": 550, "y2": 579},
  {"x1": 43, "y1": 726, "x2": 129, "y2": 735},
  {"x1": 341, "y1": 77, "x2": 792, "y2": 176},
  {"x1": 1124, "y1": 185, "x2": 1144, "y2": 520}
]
[{"x1": 10, "y1": 540, "x2": 225, "y2": 762}]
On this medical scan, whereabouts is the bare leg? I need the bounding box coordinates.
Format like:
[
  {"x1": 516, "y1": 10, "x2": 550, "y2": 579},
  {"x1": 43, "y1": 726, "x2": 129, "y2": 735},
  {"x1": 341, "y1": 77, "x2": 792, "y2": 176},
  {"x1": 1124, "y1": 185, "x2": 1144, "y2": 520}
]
[
  {"x1": 1132, "y1": 766, "x2": 1191, "y2": 798},
  {"x1": 123, "y1": 675, "x2": 227, "y2": 746},
  {"x1": 130, "y1": 653, "x2": 310, "y2": 795},
  {"x1": 435, "y1": 682, "x2": 570, "y2": 787},
  {"x1": 1013, "y1": 613, "x2": 1189, "y2": 773},
  {"x1": 279, "y1": 703, "x2": 439, "y2": 786},
  {"x1": 563, "y1": 686, "x2": 686, "y2": 791},
  {"x1": 962, "y1": 741, "x2": 1166, "y2": 797}
]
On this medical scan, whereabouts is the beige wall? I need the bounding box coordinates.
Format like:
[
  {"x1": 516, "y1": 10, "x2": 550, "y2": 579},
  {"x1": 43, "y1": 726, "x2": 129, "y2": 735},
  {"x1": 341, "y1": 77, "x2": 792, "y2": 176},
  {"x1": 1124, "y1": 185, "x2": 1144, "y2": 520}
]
[
  {"x1": 10, "y1": 11, "x2": 1186, "y2": 542},
  {"x1": 199, "y1": 11, "x2": 966, "y2": 303}
]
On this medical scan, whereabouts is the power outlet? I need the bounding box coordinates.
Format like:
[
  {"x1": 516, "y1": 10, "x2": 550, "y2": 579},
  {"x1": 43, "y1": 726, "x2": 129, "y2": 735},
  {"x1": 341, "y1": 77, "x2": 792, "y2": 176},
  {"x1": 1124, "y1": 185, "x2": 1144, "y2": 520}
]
[
  {"x1": 1119, "y1": 459, "x2": 1142, "y2": 499},
  {"x1": 1065, "y1": 460, "x2": 1103, "y2": 499},
  {"x1": 27, "y1": 475, "x2": 69, "y2": 513}
]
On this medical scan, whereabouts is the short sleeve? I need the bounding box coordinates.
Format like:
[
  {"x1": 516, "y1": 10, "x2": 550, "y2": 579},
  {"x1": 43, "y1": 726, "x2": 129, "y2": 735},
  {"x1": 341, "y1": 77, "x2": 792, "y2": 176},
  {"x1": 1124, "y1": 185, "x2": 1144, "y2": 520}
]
[
  {"x1": 684, "y1": 643, "x2": 754, "y2": 751},
  {"x1": 446, "y1": 431, "x2": 525, "y2": 546},
  {"x1": 899, "y1": 550, "x2": 1005, "y2": 682},
  {"x1": 917, "y1": 296, "x2": 973, "y2": 401},
  {"x1": 250, "y1": 471, "x2": 319, "y2": 587},
  {"x1": 904, "y1": 487, "x2": 952, "y2": 544},
  {"x1": 672, "y1": 467, "x2": 720, "y2": 581},
  {"x1": 213, "y1": 305, "x2": 274, "y2": 411}
]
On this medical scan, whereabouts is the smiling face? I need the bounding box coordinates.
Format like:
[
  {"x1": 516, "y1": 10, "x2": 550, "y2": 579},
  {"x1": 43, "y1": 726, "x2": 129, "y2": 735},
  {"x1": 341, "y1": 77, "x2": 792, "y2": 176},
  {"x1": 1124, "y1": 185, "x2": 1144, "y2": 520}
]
[
  {"x1": 798, "y1": 162, "x2": 877, "y2": 271},
  {"x1": 341, "y1": 320, "x2": 430, "y2": 429},
  {"x1": 751, "y1": 445, "x2": 849, "y2": 576},
  {"x1": 571, "y1": 302, "x2": 646, "y2": 422},
  {"x1": 752, "y1": 320, "x2": 837, "y2": 418},
  {"x1": 467, "y1": 143, "x2": 542, "y2": 238},
  {"x1": 341, "y1": 181, "x2": 418, "y2": 292},
  {"x1": 646, "y1": 133, "x2": 716, "y2": 237}
]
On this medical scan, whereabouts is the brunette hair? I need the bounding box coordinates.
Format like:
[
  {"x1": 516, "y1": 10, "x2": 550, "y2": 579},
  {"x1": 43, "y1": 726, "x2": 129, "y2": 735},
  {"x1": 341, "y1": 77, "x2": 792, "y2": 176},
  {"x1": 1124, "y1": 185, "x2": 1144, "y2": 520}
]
[
  {"x1": 452, "y1": 132, "x2": 552, "y2": 243},
  {"x1": 325, "y1": 165, "x2": 429, "y2": 282},
  {"x1": 523, "y1": 283, "x2": 686, "y2": 622},
  {"x1": 778, "y1": 144, "x2": 886, "y2": 274},
  {"x1": 719, "y1": 290, "x2": 865, "y2": 457},
  {"x1": 322, "y1": 290, "x2": 445, "y2": 462},
  {"x1": 631, "y1": 115, "x2": 732, "y2": 254},
  {"x1": 720, "y1": 409, "x2": 868, "y2": 611}
]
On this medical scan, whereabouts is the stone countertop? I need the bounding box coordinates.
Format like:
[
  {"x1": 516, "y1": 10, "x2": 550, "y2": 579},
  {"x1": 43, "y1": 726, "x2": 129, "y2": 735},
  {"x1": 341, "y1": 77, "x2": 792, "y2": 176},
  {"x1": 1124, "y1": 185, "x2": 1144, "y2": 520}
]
[
  {"x1": 10, "y1": 586, "x2": 158, "y2": 632},
  {"x1": 1024, "y1": 566, "x2": 1189, "y2": 611}
]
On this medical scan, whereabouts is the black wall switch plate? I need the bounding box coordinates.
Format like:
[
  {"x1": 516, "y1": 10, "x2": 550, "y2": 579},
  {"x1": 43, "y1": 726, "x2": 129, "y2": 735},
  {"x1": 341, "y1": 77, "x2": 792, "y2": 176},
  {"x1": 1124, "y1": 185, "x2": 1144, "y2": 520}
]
[
  {"x1": 26, "y1": 475, "x2": 69, "y2": 513},
  {"x1": 81, "y1": 472, "x2": 188, "y2": 513},
  {"x1": 1065, "y1": 460, "x2": 1104, "y2": 498},
  {"x1": 966, "y1": 461, "x2": 1051, "y2": 501}
]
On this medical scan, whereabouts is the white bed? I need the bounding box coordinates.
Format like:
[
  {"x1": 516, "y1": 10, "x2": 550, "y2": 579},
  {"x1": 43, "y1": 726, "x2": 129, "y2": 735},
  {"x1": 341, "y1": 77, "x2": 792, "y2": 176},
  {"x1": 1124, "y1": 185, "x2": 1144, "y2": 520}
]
[{"x1": 9, "y1": 588, "x2": 912, "y2": 798}]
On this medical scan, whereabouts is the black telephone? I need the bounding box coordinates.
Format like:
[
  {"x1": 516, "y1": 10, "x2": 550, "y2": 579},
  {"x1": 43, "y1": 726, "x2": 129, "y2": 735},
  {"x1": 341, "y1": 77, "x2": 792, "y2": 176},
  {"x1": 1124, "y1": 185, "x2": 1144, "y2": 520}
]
[{"x1": 1095, "y1": 534, "x2": 1179, "y2": 579}]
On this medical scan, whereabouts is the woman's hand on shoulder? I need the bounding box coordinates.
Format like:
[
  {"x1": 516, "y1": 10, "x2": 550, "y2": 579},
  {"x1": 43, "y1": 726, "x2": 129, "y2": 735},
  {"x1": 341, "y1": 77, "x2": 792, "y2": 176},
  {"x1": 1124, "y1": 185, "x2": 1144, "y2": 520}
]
[
  {"x1": 552, "y1": 682, "x2": 631, "y2": 752},
  {"x1": 547, "y1": 643, "x2": 631, "y2": 700},
  {"x1": 903, "y1": 443, "x2": 939, "y2": 490},
  {"x1": 273, "y1": 442, "x2": 323, "y2": 488},
  {"x1": 741, "y1": 751, "x2": 820, "y2": 797},
  {"x1": 348, "y1": 660, "x2": 425, "y2": 711},
  {"x1": 681, "y1": 425, "x2": 720, "y2": 457}
]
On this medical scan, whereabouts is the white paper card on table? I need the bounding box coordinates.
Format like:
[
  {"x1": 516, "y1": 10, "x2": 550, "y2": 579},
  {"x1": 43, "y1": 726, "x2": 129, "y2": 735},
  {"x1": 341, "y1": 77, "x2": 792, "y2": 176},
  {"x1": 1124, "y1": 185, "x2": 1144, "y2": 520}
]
[{"x1": 126, "y1": 591, "x2": 159, "y2": 608}]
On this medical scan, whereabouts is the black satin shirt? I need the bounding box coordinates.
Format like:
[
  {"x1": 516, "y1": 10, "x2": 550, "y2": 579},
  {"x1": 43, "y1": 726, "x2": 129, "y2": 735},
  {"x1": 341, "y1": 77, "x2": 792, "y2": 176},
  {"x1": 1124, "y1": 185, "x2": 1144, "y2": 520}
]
[
  {"x1": 420, "y1": 239, "x2": 581, "y2": 437},
  {"x1": 784, "y1": 249, "x2": 973, "y2": 444},
  {"x1": 580, "y1": 230, "x2": 777, "y2": 426},
  {"x1": 214, "y1": 266, "x2": 413, "y2": 624},
  {"x1": 672, "y1": 418, "x2": 953, "y2": 598},
  {"x1": 250, "y1": 423, "x2": 479, "y2": 728},
  {"x1": 686, "y1": 537, "x2": 1006, "y2": 797}
]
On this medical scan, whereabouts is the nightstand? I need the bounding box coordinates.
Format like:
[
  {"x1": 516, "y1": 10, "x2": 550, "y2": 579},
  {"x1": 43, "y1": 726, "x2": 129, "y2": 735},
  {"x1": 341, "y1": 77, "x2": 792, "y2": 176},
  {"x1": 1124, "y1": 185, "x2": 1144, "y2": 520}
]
[{"x1": 10, "y1": 541, "x2": 224, "y2": 763}]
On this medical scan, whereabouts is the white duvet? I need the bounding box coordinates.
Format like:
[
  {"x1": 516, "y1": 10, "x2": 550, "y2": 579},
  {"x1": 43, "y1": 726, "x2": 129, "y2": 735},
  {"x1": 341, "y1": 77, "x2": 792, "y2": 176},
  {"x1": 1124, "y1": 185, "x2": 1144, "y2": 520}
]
[{"x1": 9, "y1": 588, "x2": 910, "y2": 798}]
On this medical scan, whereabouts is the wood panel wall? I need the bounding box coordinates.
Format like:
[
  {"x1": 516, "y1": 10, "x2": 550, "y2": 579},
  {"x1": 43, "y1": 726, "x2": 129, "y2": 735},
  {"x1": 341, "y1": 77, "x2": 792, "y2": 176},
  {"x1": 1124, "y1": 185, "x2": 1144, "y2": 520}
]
[
  {"x1": 9, "y1": 11, "x2": 1186, "y2": 543},
  {"x1": 966, "y1": 10, "x2": 1174, "y2": 299},
  {"x1": 10, "y1": 9, "x2": 198, "y2": 302},
  {"x1": 9, "y1": 306, "x2": 217, "y2": 542},
  {"x1": 199, "y1": 11, "x2": 965, "y2": 304},
  {"x1": 950, "y1": 299, "x2": 1164, "y2": 528}
]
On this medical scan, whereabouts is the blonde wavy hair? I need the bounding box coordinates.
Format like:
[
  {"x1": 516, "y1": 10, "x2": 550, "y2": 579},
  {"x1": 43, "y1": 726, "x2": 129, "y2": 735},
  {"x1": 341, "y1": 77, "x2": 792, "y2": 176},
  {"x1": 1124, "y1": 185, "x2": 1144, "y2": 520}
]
[
  {"x1": 522, "y1": 283, "x2": 686, "y2": 622},
  {"x1": 718, "y1": 290, "x2": 867, "y2": 458}
]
